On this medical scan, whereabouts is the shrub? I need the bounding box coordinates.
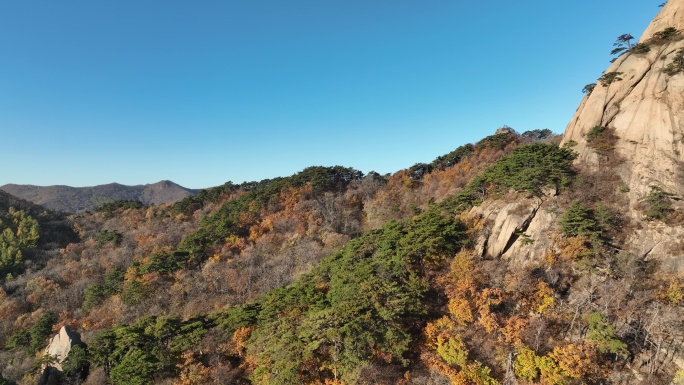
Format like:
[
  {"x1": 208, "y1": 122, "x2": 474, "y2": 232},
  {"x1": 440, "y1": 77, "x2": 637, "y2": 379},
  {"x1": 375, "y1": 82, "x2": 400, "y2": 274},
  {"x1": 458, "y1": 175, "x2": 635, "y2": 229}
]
[
  {"x1": 0, "y1": 208, "x2": 40, "y2": 281},
  {"x1": 408, "y1": 163, "x2": 433, "y2": 180},
  {"x1": 586, "y1": 126, "x2": 605, "y2": 142},
  {"x1": 652, "y1": 27, "x2": 680, "y2": 43},
  {"x1": 598, "y1": 72, "x2": 623, "y2": 87},
  {"x1": 474, "y1": 131, "x2": 518, "y2": 151},
  {"x1": 585, "y1": 126, "x2": 618, "y2": 153},
  {"x1": 97, "y1": 230, "x2": 122, "y2": 247},
  {"x1": 429, "y1": 143, "x2": 475, "y2": 171},
  {"x1": 137, "y1": 251, "x2": 190, "y2": 275},
  {"x1": 643, "y1": 185, "x2": 674, "y2": 221},
  {"x1": 5, "y1": 312, "x2": 57, "y2": 354},
  {"x1": 96, "y1": 200, "x2": 144, "y2": 218},
  {"x1": 663, "y1": 48, "x2": 684, "y2": 75},
  {"x1": 61, "y1": 344, "x2": 90, "y2": 381},
  {"x1": 82, "y1": 267, "x2": 125, "y2": 311},
  {"x1": 559, "y1": 201, "x2": 602, "y2": 240},
  {"x1": 630, "y1": 43, "x2": 651, "y2": 54},
  {"x1": 248, "y1": 210, "x2": 468, "y2": 384},
  {"x1": 582, "y1": 83, "x2": 596, "y2": 94},
  {"x1": 521, "y1": 129, "x2": 553, "y2": 141},
  {"x1": 178, "y1": 166, "x2": 363, "y2": 260},
  {"x1": 584, "y1": 312, "x2": 628, "y2": 357}
]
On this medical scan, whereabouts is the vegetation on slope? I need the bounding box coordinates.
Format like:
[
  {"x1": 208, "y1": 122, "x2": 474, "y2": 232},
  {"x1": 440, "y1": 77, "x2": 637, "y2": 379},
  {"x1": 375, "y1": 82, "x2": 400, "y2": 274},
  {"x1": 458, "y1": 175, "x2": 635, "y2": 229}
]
[{"x1": 0, "y1": 129, "x2": 682, "y2": 385}]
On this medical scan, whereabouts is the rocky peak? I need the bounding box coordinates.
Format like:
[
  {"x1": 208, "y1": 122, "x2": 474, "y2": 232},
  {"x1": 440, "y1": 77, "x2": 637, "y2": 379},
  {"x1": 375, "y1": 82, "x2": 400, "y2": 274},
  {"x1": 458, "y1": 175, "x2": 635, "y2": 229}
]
[
  {"x1": 563, "y1": 0, "x2": 684, "y2": 201},
  {"x1": 562, "y1": 0, "x2": 684, "y2": 270},
  {"x1": 641, "y1": 0, "x2": 684, "y2": 41}
]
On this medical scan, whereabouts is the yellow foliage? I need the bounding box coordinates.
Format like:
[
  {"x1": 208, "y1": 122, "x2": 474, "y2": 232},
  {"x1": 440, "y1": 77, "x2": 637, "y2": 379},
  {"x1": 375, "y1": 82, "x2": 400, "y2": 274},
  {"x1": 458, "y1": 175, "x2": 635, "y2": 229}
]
[
  {"x1": 535, "y1": 354, "x2": 564, "y2": 385},
  {"x1": 463, "y1": 361, "x2": 499, "y2": 385},
  {"x1": 673, "y1": 369, "x2": 684, "y2": 385},
  {"x1": 436, "y1": 334, "x2": 468, "y2": 367},
  {"x1": 514, "y1": 347, "x2": 539, "y2": 382},
  {"x1": 659, "y1": 277, "x2": 684, "y2": 305},
  {"x1": 477, "y1": 310, "x2": 499, "y2": 334},
  {"x1": 475, "y1": 288, "x2": 502, "y2": 333},
  {"x1": 447, "y1": 298, "x2": 474, "y2": 325},
  {"x1": 534, "y1": 280, "x2": 555, "y2": 315},
  {"x1": 424, "y1": 316, "x2": 458, "y2": 350},
  {"x1": 542, "y1": 252, "x2": 557, "y2": 266},
  {"x1": 441, "y1": 250, "x2": 481, "y2": 305},
  {"x1": 124, "y1": 266, "x2": 139, "y2": 283},
  {"x1": 448, "y1": 370, "x2": 471, "y2": 385}
]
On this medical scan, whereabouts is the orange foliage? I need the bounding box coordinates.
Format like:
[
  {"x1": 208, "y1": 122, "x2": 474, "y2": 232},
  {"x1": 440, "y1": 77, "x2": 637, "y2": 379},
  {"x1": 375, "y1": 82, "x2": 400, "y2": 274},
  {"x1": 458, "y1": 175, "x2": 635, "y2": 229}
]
[
  {"x1": 498, "y1": 316, "x2": 528, "y2": 347},
  {"x1": 231, "y1": 326, "x2": 255, "y2": 357},
  {"x1": 54, "y1": 310, "x2": 80, "y2": 332},
  {"x1": 658, "y1": 275, "x2": 684, "y2": 305},
  {"x1": 557, "y1": 236, "x2": 591, "y2": 261},
  {"x1": 174, "y1": 352, "x2": 214, "y2": 385},
  {"x1": 475, "y1": 288, "x2": 502, "y2": 333},
  {"x1": 442, "y1": 250, "x2": 480, "y2": 299},
  {"x1": 550, "y1": 343, "x2": 599, "y2": 380}
]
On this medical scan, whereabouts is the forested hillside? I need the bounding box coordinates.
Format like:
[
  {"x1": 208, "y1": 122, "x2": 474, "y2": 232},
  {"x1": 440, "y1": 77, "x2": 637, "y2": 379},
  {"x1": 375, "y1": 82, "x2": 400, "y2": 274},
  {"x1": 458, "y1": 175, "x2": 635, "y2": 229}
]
[{"x1": 1, "y1": 127, "x2": 682, "y2": 385}]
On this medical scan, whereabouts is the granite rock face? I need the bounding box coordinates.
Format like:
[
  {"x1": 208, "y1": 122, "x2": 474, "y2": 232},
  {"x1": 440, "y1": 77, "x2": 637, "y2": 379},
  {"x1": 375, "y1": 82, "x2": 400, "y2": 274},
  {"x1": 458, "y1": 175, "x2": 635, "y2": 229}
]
[{"x1": 562, "y1": 0, "x2": 684, "y2": 271}]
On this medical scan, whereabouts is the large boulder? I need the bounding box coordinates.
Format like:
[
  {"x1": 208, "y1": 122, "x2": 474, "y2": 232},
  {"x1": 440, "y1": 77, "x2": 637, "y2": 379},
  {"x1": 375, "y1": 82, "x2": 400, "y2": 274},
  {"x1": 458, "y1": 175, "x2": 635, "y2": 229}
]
[{"x1": 39, "y1": 326, "x2": 83, "y2": 385}]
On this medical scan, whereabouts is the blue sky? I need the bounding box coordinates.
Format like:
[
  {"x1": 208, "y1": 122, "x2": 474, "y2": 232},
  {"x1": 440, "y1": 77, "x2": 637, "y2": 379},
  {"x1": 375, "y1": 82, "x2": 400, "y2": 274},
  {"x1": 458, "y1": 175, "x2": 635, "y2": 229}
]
[{"x1": 0, "y1": 1, "x2": 661, "y2": 188}]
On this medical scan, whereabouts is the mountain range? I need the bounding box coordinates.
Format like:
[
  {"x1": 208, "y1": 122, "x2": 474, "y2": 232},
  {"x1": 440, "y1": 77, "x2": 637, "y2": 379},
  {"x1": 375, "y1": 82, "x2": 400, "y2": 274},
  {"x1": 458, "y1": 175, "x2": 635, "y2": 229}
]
[{"x1": 0, "y1": 180, "x2": 196, "y2": 213}]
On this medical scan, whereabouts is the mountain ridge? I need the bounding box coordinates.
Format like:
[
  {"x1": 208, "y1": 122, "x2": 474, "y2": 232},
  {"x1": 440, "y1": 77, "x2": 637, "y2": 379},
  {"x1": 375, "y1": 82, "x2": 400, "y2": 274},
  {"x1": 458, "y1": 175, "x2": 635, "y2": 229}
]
[{"x1": 0, "y1": 180, "x2": 197, "y2": 213}]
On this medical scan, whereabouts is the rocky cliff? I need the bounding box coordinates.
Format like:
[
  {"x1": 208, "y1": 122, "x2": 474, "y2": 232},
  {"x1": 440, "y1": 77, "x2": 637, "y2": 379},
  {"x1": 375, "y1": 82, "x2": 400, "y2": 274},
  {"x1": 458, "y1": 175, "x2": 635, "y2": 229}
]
[
  {"x1": 562, "y1": 0, "x2": 684, "y2": 203},
  {"x1": 469, "y1": 1, "x2": 684, "y2": 271},
  {"x1": 558, "y1": 0, "x2": 684, "y2": 271}
]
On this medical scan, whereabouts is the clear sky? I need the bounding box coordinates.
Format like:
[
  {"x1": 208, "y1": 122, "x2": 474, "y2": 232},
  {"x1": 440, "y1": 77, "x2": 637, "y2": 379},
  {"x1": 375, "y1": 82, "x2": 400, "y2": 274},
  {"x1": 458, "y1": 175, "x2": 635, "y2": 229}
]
[{"x1": 0, "y1": 1, "x2": 662, "y2": 188}]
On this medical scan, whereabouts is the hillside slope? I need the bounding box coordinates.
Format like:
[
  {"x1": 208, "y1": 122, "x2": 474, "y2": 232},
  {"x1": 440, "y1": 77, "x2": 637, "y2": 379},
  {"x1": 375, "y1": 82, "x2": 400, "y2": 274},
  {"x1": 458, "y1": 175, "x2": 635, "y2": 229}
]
[{"x1": 1, "y1": 4, "x2": 684, "y2": 385}]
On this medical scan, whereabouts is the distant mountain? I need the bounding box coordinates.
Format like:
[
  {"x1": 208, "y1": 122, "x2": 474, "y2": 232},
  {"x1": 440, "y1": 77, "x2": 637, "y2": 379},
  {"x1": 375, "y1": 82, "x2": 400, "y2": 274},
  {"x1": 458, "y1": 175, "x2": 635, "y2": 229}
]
[
  {"x1": 0, "y1": 180, "x2": 197, "y2": 213},
  {"x1": 0, "y1": 189, "x2": 41, "y2": 215}
]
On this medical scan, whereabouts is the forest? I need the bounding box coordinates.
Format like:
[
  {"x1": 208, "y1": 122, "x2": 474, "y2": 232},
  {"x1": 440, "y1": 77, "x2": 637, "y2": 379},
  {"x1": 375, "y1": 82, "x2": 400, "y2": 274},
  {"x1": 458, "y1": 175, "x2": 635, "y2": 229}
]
[{"x1": 0, "y1": 128, "x2": 682, "y2": 385}]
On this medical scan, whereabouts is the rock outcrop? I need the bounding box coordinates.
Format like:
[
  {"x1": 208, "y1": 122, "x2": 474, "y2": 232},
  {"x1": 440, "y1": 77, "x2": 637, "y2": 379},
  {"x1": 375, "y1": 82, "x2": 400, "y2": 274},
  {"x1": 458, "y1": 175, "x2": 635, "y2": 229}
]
[
  {"x1": 470, "y1": 195, "x2": 542, "y2": 259},
  {"x1": 469, "y1": 191, "x2": 561, "y2": 266},
  {"x1": 39, "y1": 326, "x2": 83, "y2": 385}
]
